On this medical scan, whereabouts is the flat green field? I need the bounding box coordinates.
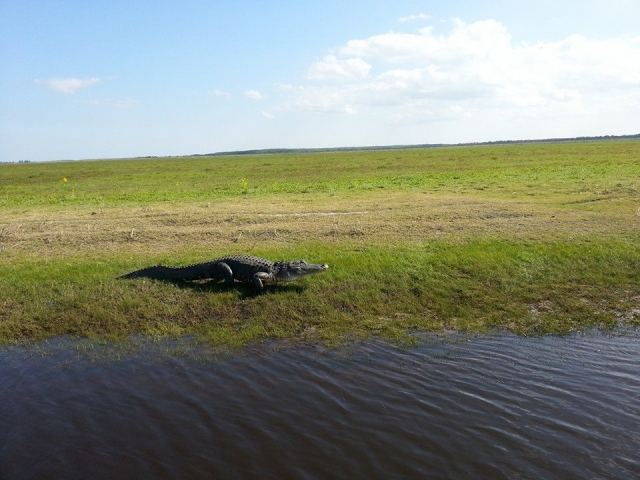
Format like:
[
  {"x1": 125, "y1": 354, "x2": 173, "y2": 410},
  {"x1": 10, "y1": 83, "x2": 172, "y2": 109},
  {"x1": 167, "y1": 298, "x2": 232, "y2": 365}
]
[{"x1": 1, "y1": 141, "x2": 639, "y2": 346}]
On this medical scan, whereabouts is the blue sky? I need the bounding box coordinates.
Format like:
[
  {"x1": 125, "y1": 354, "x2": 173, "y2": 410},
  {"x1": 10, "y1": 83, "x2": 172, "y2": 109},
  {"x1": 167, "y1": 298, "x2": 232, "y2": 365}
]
[{"x1": 1, "y1": 0, "x2": 639, "y2": 162}]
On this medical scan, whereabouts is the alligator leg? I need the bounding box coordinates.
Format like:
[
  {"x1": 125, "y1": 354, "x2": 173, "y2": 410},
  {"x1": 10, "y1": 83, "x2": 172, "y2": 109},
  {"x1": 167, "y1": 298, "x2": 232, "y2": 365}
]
[
  {"x1": 213, "y1": 262, "x2": 234, "y2": 286},
  {"x1": 252, "y1": 275, "x2": 264, "y2": 294},
  {"x1": 252, "y1": 272, "x2": 273, "y2": 294}
]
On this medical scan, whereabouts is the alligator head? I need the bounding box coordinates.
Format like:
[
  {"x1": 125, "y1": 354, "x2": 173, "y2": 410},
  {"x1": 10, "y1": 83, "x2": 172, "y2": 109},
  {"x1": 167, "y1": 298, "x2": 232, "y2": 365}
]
[{"x1": 273, "y1": 260, "x2": 329, "y2": 282}]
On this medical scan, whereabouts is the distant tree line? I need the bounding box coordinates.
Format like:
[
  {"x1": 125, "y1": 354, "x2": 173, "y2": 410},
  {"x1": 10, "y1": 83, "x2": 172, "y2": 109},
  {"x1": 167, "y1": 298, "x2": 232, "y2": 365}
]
[
  {"x1": 2, "y1": 133, "x2": 639, "y2": 163},
  {"x1": 200, "y1": 133, "x2": 640, "y2": 157}
]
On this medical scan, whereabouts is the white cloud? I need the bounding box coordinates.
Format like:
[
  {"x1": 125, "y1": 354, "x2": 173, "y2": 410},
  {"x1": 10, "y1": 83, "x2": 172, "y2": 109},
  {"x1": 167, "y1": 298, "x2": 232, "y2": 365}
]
[
  {"x1": 262, "y1": 111, "x2": 276, "y2": 119},
  {"x1": 244, "y1": 89, "x2": 265, "y2": 100},
  {"x1": 35, "y1": 77, "x2": 101, "y2": 94},
  {"x1": 278, "y1": 83, "x2": 360, "y2": 114},
  {"x1": 283, "y1": 19, "x2": 640, "y2": 125},
  {"x1": 399, "y1": 13, "x2": 431, "y2": 22},
  {"x1": 338, "y1": 20, "x2": 513, "y2": 65},
  {"x1": 306, "y1": 55, "x2": 372, "y2": 81}
]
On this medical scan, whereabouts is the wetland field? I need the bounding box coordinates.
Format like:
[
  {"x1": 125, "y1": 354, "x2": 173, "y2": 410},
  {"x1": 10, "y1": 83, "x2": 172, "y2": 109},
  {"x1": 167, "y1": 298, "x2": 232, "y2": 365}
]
[{"x1": 1, "y1": 141, "x2": 639, "y2": 346}]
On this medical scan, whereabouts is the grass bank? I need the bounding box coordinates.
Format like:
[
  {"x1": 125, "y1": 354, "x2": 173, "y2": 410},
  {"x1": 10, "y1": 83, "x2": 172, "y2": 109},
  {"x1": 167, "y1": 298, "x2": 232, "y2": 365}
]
[{"x1": 1, "y1": 141, "x2": 639, "y2": 346}]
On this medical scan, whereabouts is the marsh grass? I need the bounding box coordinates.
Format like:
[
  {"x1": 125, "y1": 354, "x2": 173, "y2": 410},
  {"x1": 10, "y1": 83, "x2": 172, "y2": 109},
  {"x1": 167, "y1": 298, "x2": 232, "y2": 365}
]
[
  {"x1": 1, "y1": 141, "x2": 639, "y2": 346},
  {"x1": 1, "y1": 142, "x2": 638, "y2": 209},
  {"x1": 1, "y1": 239, "x2": 638, "y2": 346}
]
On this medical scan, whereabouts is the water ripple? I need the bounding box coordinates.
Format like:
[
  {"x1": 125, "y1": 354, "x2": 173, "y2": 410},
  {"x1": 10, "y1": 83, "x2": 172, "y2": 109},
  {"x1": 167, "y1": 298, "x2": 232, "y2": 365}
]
[{"x1": 1, "y1": 331, "x2": 639, "y2": 479}]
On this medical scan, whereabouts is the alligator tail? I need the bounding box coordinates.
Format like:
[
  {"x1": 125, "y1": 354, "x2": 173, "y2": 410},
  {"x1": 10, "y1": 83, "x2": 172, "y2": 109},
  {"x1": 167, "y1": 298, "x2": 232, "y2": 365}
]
[{"x1": 120, "y1": 263, "x2": 215, "y2": 281}]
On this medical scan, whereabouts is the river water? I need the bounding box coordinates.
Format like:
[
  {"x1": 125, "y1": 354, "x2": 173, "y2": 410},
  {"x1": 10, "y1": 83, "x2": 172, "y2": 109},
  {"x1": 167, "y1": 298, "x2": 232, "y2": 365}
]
[{"x1": 1, "y1": 331, "x2": 639, "y2": 479}]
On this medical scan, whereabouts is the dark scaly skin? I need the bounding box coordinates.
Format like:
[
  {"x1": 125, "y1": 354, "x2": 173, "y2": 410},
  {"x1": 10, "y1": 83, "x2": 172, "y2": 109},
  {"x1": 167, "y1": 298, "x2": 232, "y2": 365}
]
[{"x1": 120, "y1": 254, "x2": 329, "y2": 293}]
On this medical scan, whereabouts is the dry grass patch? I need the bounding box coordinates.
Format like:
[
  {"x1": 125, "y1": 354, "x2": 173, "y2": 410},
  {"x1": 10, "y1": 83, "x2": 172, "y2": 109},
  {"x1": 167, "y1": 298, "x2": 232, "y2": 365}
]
[{"x1": 2, "y1": 189, "x2": 636, "y2": 262}]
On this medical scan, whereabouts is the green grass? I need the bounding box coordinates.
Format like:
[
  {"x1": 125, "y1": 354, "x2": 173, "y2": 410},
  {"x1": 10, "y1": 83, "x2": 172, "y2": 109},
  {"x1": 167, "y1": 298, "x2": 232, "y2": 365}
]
[
  {"x1": 1, "y1": 239, "x2": 638, "y2": 346},
  {"x1": 2, "y1": 142, "x2": 638, "y2": 209},
  {"x1": 1, "y1": 141, "x2": 639, "y2": 346}
]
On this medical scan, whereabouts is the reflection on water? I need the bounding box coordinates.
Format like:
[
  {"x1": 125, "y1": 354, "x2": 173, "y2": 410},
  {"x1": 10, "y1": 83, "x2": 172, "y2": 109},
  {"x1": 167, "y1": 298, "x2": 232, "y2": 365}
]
[{"x1": 1, "y1": 331, "x2": 639, "y2": 479}]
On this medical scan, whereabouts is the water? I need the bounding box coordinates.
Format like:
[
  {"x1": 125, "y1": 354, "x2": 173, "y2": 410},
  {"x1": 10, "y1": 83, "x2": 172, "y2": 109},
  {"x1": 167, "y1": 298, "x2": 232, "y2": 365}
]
[{"x1": 1, "y1": 331, "x2": 639, "y2": 479}]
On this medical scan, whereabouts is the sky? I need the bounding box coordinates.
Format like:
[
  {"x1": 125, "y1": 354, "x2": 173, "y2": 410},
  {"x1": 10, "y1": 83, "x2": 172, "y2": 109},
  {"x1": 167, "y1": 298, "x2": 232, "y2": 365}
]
[{"x1": 1, "y1": 0, "x2": 639, "y2": 162}]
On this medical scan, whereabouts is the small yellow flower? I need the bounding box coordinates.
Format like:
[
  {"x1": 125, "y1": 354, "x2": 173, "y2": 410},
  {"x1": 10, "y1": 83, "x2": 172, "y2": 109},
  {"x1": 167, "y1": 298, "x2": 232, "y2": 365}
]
[{"x1": 62, "y1": 177, "x2": 68, "y2": 183}]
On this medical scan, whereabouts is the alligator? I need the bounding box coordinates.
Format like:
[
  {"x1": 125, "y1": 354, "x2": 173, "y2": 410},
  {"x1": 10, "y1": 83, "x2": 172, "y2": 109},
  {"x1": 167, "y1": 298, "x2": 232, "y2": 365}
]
[{"x1": 120, "y1": 254, "x2": 329, "y2": 294}]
